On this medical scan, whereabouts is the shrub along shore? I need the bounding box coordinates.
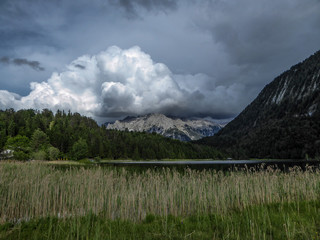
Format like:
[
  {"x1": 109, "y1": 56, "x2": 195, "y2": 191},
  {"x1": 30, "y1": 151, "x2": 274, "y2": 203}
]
[{"x1": 0, "y1": 162, "x2": 320, "y2": 239}]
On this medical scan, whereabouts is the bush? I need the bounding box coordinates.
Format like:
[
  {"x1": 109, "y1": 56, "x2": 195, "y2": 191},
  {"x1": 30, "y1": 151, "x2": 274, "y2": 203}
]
[
  {"x1": 6, "y1": 135, "x2": 31, "y2": 161},
  {"x1": 13, "y1": 151, "x2": 30, "y2": 161},
  {"x1": 48, "y1": 146, "x2": 60, "y2": 160},
  {"x1": 31, "y1": 129, "x2": 48, "y2": 151},
  {"x1": 72, "y1": 138, "x2": 88, "y2": 160},
  {"x1": 33, "y1": 150, "x2": 47, "y2": 160}
]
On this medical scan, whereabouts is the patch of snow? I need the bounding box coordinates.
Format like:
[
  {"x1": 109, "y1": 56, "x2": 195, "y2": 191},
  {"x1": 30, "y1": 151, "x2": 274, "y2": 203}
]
[
  {"x1": 274, "y1": 79, "x2": 288, "y2": 104},
  {"x1": 308, "y1": 104, "x2": 317, "y2": 116}
]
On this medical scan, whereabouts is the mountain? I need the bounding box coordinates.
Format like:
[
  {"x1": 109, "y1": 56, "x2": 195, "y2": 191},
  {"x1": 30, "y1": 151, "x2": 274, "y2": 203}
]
[
  {"x1": 106, "y1": 113, "x2": 223, "y2": 141},
  {"x1": 197, "y1": 50, "x2": 320, "y2": 159}
]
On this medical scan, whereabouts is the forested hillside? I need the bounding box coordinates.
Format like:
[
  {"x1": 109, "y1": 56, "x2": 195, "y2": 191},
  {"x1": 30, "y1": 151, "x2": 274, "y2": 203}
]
[
  {"x1": 198, "y1": 50, "x2": 320, "y2": 159},
  {"x1": 0, "y1": 109, "x2": 223, "y2": 160}
]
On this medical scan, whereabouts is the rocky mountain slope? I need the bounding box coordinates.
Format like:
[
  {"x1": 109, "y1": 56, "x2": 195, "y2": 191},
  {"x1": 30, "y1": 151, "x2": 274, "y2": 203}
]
[
  {"x1": 106, "y1": 113, "x2": 222, "y2": 141},
  {"x1": 197, "y1": 50, "x2": 320, "y2": 159}
]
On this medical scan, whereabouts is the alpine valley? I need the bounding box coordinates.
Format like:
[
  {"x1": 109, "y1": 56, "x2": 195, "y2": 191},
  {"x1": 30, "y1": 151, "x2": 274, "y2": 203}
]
[{"x1": 105, "y1": 113, "x2": 223, "y2": 141}]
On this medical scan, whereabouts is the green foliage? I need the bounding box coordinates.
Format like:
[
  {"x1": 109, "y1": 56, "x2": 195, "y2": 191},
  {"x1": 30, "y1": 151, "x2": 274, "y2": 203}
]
[
  {"x1": 13, "y1": 151, "x2": 29, "y2": 161},
  {"x1": 48, "y1": 146, "x2": 60, "y2": 160},
  {"x1": 1, "y1": 201, "x2": 319, "y2": 240},
  {"x1": 31, "y1": 129, "x2": 48, "y2": 151},
  {"x1": 5, "y1": 135, "x2": 30, "y2": 150},
  {"x1": 72, "y1": 138, "x2": 89, "y2": 160},
  {"x1": 0, "y1": 122, "x2": 6, "y2": 151},
  {"x1": 5, "y1": 135, "x2": 30, "y2": 160},
  {"x1": 0, "y1": 109, "x2": 224, "y2": 160},
  {"x1": 132, "y1": 146, "x2": 140, "y2": 160},
  {"x1": 7, "y1": 121, "x2": 16, "y2": 137},
  {"x1": 94, "y1": 156, "x2": 101, "y2": 162},
  {"x1": 32, "y1": 150, "x2": 47, "y2": 160}
]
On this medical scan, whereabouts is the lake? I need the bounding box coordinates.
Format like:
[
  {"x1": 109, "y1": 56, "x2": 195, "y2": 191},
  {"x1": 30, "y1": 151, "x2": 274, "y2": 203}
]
[{"x1": 99, "y1": 159, "x2": 320, "y2": 171}]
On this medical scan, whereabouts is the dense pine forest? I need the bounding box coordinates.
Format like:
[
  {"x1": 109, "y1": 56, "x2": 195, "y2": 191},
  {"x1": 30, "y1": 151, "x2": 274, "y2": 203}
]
[{"x1": 0, "y1": 109, "x2": 223, "y2": 161}]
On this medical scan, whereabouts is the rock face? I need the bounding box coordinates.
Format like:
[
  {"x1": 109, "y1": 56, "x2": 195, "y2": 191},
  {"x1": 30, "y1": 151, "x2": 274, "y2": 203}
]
[
  {"x1": 106, "y1": 113, "x2": 222, "y2": 141},
  {"x1": 198, "y1": 50, "x2": 320, "y2": 159}
]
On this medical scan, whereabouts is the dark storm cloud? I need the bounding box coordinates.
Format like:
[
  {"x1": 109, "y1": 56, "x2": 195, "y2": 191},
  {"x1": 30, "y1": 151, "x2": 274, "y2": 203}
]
[
  {"x1": 0, "y1": 0, "x2": 320, "y2": 122},
  {"x1": 0, "y1": 57, "x2": 10, "y2": 64},
  {"x1": 194, "y1": 0, "x2": 320, "y2": 71},
  {"x1": 0, "y1": 57, "x2": 44, "y2": 71},
  {"x1": 74, "y1": 64, "x2": 85, "y2": 69},
  {"x1": 0, "y1": 30, "x2": 51, "y2": 51},
  {"x1": 210, "y1": 1, "x2": 320, "y2": 66},
  {"x1": 111, "y1": 0, "x2": 177, "y2": 17},
  {"x1": 187, "y1": 0, "x2": 320, "y2": 108},
  {"x1": 13, "y1": 58, "x2": 44, "y2": 71}
]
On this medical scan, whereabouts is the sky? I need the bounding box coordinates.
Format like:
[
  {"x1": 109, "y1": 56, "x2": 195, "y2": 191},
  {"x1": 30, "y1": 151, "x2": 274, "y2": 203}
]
[{"x1": 0, "y1": 0, "x2": 320, "y2": 123}]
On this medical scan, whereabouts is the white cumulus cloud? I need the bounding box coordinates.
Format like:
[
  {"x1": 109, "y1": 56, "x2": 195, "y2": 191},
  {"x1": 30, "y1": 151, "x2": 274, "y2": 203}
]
[{"x1": 0, "y1": 46, "x2": 245, "y2": 120}]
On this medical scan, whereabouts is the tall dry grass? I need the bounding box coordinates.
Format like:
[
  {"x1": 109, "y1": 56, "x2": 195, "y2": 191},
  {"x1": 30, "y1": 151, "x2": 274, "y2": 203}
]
[{"x1": 0, "y1": 162, "x2": 320, "y2": 223}]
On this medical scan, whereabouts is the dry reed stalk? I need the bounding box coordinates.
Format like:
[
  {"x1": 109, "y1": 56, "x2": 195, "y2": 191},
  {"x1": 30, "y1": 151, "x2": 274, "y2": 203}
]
[{"x1": 0, "y1": 162, "x2": 320, "y2": 223}]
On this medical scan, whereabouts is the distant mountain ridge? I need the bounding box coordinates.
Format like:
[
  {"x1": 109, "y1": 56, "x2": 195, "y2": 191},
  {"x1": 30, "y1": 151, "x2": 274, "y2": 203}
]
[
  {"x1": 106, "y1": 113, "x2": 223, "y2": 141},
  {"x1": 198, "y1": 50, "x2": 320, "y2": 159}
]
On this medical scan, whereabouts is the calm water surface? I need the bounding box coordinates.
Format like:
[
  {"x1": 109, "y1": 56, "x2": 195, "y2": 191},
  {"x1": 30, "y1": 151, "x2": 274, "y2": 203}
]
[{"x1": 99, "y1": 159, "x2": 320, "y2": 171}]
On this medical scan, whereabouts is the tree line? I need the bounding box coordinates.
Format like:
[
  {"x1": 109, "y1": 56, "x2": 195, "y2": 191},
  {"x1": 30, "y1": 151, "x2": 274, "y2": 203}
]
[{"x1": 0, "y1": 109, "x2": 224, "y2": 161}]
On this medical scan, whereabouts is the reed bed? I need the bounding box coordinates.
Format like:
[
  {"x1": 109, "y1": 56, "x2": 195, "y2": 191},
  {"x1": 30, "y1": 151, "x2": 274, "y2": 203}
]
[{"x1": 0, "y1": 162, "x2": 320, "y2": 223}]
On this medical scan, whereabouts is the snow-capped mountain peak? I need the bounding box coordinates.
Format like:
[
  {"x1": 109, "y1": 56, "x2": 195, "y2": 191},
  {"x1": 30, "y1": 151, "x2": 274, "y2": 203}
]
[{"x1": 106, "y1": 113, "x2": 223, "y2": 141}]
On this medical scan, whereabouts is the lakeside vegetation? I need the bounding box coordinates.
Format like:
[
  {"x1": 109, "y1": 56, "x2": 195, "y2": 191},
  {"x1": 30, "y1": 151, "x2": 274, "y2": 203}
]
[
  {"x1": 0, "y1": 109, "x2": 224, "y2": 161},
  {"x1": 1, "y1": 162, "x2": 320, "y2": 239}
]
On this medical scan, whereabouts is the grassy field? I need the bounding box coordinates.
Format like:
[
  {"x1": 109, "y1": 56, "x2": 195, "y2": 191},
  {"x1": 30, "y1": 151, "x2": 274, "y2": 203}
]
[{"x1": 0, "y1": 162, "x2": 320, "y2": 239}]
